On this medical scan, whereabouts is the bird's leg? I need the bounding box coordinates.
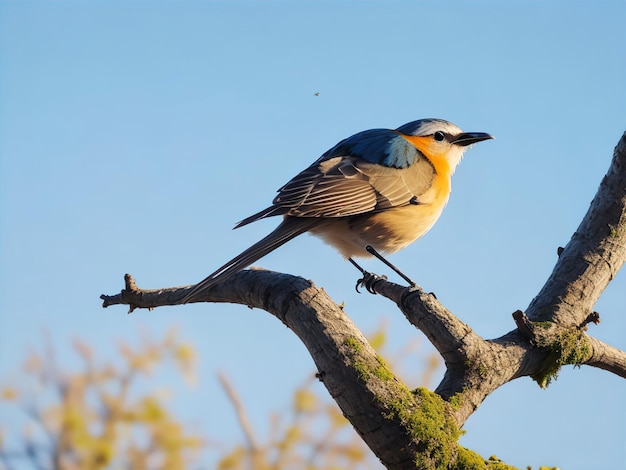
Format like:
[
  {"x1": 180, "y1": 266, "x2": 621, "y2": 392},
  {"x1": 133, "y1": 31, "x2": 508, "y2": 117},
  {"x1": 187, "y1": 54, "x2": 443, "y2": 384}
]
[
  {"x1": 347, "y1": 258, "x2": 386, "y2": 294},
  {"x1": 365, "y1": 245, "x2": 416, "y2": 287}
]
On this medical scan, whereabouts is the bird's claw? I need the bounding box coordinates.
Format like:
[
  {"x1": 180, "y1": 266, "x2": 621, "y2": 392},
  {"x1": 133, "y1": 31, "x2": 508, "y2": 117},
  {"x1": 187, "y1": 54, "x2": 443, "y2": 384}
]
[{"x1": 355, "y1": 272, "x2": 387, "y2": 294}]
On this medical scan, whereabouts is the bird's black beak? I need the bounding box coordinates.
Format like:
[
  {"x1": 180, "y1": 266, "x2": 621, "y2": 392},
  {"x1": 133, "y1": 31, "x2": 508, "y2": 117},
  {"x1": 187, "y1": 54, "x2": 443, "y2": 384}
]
[{"x1": 452, "y1": 132, "x2": 494, "y2": 147}]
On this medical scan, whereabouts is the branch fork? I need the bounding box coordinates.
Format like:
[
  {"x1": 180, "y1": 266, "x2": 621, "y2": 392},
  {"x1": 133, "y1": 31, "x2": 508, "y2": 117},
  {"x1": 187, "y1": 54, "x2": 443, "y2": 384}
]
[{"x1": 101, "y1": 132, "x2": 626, "y2": 469}]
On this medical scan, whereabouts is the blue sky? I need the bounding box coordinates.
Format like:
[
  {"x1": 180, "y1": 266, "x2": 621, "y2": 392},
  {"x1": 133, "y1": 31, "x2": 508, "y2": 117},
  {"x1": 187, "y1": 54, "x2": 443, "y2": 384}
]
[{"x1": 1, "y1": 1, "x2": 625, "y2": 468}]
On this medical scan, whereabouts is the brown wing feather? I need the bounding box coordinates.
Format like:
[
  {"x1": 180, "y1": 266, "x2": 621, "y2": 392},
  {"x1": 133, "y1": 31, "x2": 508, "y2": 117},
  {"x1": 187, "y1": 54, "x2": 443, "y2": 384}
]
[
  {"x1": 359, "y1": 157, "x2": 436, "y2": 210},
  {"x1": 235, "y1": 153, "x2": 435, "y2": 227},
  {"x1": 278, "y1": 156, "x2": 435, "y2": 217}
]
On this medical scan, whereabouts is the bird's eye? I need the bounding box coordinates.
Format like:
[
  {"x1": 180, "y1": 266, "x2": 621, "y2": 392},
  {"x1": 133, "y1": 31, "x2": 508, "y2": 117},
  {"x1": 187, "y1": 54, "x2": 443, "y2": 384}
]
[{"x1": 434, "y1": 131, "x2": 445, "y2": 142}]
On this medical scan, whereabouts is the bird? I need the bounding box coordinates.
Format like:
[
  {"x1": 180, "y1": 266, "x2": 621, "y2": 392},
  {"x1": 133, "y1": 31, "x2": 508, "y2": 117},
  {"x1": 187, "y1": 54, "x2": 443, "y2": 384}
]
[{"x1": 182, "y1": 118, "x2": 493, "y2": 303}]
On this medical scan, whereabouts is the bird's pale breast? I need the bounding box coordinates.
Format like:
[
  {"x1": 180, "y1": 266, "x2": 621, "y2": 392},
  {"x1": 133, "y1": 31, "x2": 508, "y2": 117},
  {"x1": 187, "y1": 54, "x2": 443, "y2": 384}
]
[{"x1": 310, "y1": 166, "x2": 451, "y2": 258}]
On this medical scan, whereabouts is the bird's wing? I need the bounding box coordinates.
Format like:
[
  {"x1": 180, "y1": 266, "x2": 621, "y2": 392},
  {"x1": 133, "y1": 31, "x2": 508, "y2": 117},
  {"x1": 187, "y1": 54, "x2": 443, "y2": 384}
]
[
  {"x1": 274, "y1": 154, "x2": 435, "y2": 218},
  {"x1": 235, "y1": 130, "x2": 435, "y2": 227}
]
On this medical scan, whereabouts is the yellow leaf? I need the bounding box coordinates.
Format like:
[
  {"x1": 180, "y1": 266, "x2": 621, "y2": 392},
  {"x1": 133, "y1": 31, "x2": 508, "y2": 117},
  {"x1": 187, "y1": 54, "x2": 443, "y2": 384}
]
[
  {"x1": 183, "y1": 435, "x2": 205, "y2": 450},
  {"x1": 1, "y1": 387, "x2": 17, "y2": 401},
  {"x1": 283, "y1": 425, "x2": 301, "y2": 445},
  {"x1": 368, "y1": 328, "x2": 387, "y2": 351},
  {"x1": 218, "y1": 447, "x2": 246, "y2": 469},
  {"x1": 62, "y1": 407, "x2": 86, "y2": 433},
  {"x1": 140, "y1": 396, "x2": 166, "y2": 422},
  {"x1": 88, "y1": 438, "x2": 114, "y2": 467},
  {"x1": 326, "y1": 404, "x2": 349, "y2": 429},
  {"x1": 293, "y1": 389, "x2": 317, "y2": 413},
  {"x1": 175, "y1": 343, "x2": 196, "y2": 364},
  {"x1": 339, "y1": 443, "x2": 366, "y2": 462}
]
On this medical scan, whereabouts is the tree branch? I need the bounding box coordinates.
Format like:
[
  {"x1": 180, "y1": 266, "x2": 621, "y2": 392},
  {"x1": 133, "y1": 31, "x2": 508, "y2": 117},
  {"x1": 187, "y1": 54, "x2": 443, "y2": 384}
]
[
  {"x1": 101, "y1": 131, "x2": 626, "y2": 469},
  {"x1": 357, "y1": 131, "x2": 626, "y2": 420},
  {"x1": 371, "y1": 281, "x2": 479, "y2": 363},
  {"x1": 585, "y1": 336, "x2": 626, "y2": 378},
  {"x1": 217, "y1": 373, "x2": 260, "y2": 452},
  {"x1": 525, "y1": 131, "x2": 626, "y2": 326},
  {"x1": 103, "y1": 271, "x2": 466, "y2": 468}
]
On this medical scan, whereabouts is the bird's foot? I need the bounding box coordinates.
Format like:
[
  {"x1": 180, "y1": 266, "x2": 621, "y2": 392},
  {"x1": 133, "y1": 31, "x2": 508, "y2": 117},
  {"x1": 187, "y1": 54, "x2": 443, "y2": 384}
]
[
  {"x1": 348, "y1": 257, "x2": 387, "y2": 294},
  {"x1": 355, "y1": 271, "x2": 387, "y2": 294}
]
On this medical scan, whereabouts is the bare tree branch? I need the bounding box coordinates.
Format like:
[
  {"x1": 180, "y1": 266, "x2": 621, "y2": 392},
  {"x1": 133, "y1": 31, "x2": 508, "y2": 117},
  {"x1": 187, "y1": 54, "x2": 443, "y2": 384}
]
[
  {"x1": 370, "y1": 281, "x2": 479, "y2": 363},
  {"x1": 585, "y1": 336, "x2": 626, "y2": 378},
  {"x1": 101, "y1": 131, "x2": 626, "y2": 469},
  {"x1": 104, "y1": 271, "x2": 464, "y2": 468},
  {"x1": 525, "y1": 131, "x2": 626, "y2": 326},
  {"x1": 217, "y1": 373, "x2": 260, "y2": 452}
]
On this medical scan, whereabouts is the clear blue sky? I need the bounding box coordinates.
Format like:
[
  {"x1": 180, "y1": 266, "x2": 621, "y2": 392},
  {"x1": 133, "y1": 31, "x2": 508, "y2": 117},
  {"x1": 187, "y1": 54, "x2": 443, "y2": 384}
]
[{"x1": 1, "y1": 1, "x2": 625, "y2": 468}]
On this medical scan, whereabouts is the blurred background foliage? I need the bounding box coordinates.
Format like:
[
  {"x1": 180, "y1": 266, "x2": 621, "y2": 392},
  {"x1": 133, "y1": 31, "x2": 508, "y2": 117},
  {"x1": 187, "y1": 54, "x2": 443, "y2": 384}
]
[{"x1": 1, "y1": 322, "x2": 438, "y2": 470}]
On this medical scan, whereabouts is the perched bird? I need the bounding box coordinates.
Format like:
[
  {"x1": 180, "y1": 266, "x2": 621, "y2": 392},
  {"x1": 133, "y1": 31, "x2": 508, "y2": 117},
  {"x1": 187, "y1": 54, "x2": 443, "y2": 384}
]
[{"x1": 182, "y1": 118, "x2": 493, "y2": 303}]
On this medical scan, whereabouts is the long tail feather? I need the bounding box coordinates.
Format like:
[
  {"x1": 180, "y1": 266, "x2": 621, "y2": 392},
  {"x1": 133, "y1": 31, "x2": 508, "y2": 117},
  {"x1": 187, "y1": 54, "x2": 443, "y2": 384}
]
[
  {"x1": 234, "y1": 205, "x2": 286, "y2": 229},
  {"x1": 182, "y1": 217, "x2": 318, "y2": 303}
]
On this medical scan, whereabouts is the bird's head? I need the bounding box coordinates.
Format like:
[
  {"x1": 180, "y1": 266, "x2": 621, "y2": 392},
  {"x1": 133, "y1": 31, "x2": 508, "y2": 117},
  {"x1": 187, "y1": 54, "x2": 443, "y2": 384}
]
[{"x1": 396, "y1": 118, "x2": 494, "y2": 174}]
